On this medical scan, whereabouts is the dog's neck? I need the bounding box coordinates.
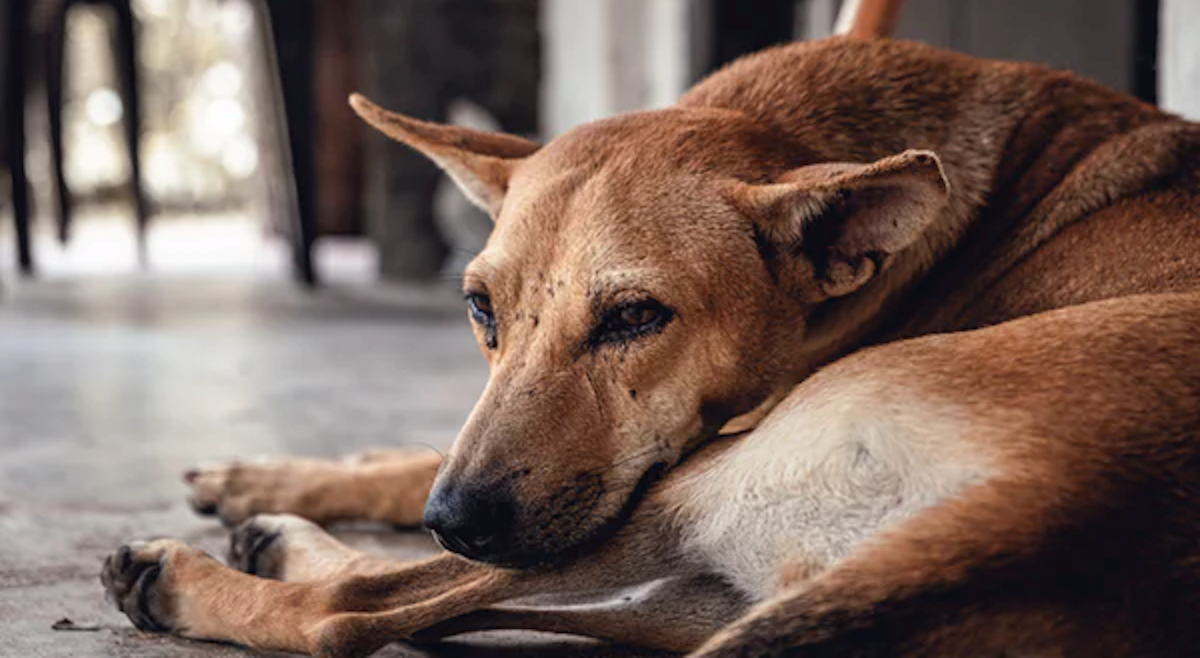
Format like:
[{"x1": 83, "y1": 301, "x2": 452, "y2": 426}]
[{"x1": 686, "y1": 37, "x2": 1175, "y2": 363}]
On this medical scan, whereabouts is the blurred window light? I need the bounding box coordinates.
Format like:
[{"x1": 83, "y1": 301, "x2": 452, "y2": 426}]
[
  {"x1": 49, "y1": 0, "x2": 266, "y2": 212},
  {"x1": 85, "y1": 88, "x2": 125, "y2": 127},
  {"x1": 201, "y1": 61, "x2": 243, "y2": 97},
  {"x1": 191, "y1": 98, "x2": 246, "y2": 155},
  {"x1": 185, "y1": 0, "x2": 219, "y2": 29},
  {"x1": 218, "y1": 0, "x2": 255, "y2": 37},
  {"x1": 145, "y1": 134, "x2": 187, "y2": 197},
  {"x1": 221, "y1": 135, "x2": 259, "y2": 179},
  {"x1": 137, "y1": 0, "x2": 172, "y2": 19},
  {"x1": 67, "y1": 128, "x2": 127, "y2": 188}
]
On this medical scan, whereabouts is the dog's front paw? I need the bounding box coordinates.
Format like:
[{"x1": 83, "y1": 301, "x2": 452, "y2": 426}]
[
  {"x1": 100, "y1": 540, "x2": 194, "y2": 633},
  {"x1": 229, "y1": 514, "x2": 361, "y2": 582},
  {"x1": 184, "y1": 460, "x2": 273, "y2": 525},
  {"x1": 184, "y1": 458, "x2": 336, "y2": 526}
]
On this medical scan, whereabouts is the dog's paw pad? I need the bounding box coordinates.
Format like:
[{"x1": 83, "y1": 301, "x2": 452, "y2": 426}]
[{"x1": 100, "y1": 541, "x2": 180, "y2": 633}]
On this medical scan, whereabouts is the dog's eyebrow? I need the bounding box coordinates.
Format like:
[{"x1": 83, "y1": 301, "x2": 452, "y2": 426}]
[
  {"x1": 590, "y1": 269, "x2": 668, "y2": 302},
  {"x1": 462, "y1": 260, "x2": 500, "y2": 289},
  {"x1": 596, "y1": 268, "x2": 659, "y2": 286}
]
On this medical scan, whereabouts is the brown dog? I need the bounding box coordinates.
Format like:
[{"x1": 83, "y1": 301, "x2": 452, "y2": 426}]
[{"x1": 102, "y1": 6, "x2": 1200, "y2": 657}]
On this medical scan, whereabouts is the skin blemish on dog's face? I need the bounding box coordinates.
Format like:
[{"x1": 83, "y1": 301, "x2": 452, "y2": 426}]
[
  {"x1": 629, "y1": 389, "x2": 638, "y2": 399},
  {"x1": 532, "y1": 314, "x2": 540, "y2": 327}
]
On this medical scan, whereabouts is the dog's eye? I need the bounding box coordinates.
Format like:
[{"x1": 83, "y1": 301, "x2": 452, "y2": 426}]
[
  {"x1": 467, "y1": 293, "x2": 494, "y2": 323},
  {"x1": 465, "y1": 293, "x2": 498, "y2": 348},
  {"x1": 591, "y1": 299, "x2": 674, "y2": 347},
  {"x1": 619, "y1": 303, "x2": 663, "y2": 328}
]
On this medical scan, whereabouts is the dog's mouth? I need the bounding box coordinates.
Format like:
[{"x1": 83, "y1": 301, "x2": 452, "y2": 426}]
[
  {"x1": 430, "y1": 528, "x2": 499, "y2": 561},
  {"x1": 496, "y1": 424, "x2": 740, "y2": 570},
  {"x1": 473, "y1": 459, "x2": 671, "y2": 571},
  {"x1": 439, "y1": 420, "x2": 735, "y2": 570}
]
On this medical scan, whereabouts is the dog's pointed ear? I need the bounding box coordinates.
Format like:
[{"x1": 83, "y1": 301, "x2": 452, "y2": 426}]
[
  {"x1": 349, "y1": 94, "x2": 540, "y2": 218},
  {"x1": 731, "y1": 149, "x2": 950, "y2": 299}
]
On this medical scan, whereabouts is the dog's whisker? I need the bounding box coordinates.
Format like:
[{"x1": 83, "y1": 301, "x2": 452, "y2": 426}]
[{"x1": 404, "y1": 442, "x2": 447, "y2": 459}]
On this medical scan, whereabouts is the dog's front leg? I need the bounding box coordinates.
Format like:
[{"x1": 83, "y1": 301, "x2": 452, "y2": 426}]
[
  {"x1": 309, "y1": 486, "x2": 705, "y2": 656},
  {"x1": 414, "y1": 574, "x2": 748, "y2": 653},
  {"x1": 222, "y1": 517, "x2": 744, "y2": 653},
  {"x1": 687, "y1": 475, "x2": 1078, "y2": 658},
  {"x1": 104, "y1": 477, "x2": 700, "y2": 657},
  {"x1": 101, "y1": 538, "x2": 499, "y2": 656},
  {"x1": 226, "y1": 513, "x2": 411, "y2": 582},
  {"x1": 185, "y1": 449, "x2": 441, "y2": 526}
]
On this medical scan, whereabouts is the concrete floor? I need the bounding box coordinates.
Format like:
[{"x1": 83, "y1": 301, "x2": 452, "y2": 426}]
[{"x1": 0, "y1": 276, "x2": 663, "y2": 657}]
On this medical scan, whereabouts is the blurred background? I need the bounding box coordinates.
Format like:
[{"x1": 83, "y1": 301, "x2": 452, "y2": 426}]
[
  {"x1": 0, "y1": 0, "x2": 1185, "y2": 285},
  {"x1": 0, "y1": 2, "x2": 1196, "y2": 656}
]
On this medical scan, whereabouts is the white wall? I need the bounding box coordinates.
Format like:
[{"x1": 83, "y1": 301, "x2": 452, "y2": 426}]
[
  {"x1": 1160, "y1": 0, "x2": 1200, "y2": 121},
  {"x1": 541, "y1": 0, "x2": 696, "y2": 136}
]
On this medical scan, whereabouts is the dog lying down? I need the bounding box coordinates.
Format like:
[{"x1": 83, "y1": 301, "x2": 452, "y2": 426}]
[{"x1": 101, "y1": 6, "x2": 1200, "y2": 658}]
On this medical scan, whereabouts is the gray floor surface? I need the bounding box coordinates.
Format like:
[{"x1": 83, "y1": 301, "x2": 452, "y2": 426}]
[{"x1": 0, "y1": 277, "x2": 664, "y2": 658}]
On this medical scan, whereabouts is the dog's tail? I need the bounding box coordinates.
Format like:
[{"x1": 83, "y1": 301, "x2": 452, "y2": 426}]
[{"x1": 834, "y1": 0, "x2": 907, "y2": 39}]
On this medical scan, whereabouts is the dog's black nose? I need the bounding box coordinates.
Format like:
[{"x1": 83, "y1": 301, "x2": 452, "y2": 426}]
[{"x1": 423, "y1": 481, "x2": 514, "y2": 562}]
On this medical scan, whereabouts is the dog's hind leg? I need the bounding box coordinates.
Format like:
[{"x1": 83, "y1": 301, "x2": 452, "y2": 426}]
[
  {"x1": 682, "y1": 294, "x2": 1200, "y2": 658},
  {"x1": 685, "y1": 472, "x2": 1092, "y2": 658},
  {"x1": 184, "y1": 448, "x2": 441, "y2": 526}
]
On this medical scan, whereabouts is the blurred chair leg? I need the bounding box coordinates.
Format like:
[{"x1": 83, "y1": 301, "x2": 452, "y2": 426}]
[
  {"x1": 265, "y1": 0, "x2": 318, "y2": 287},
  {"x1": 46, "y1": 4, "x2": 71, "y2": 246},
  {"x1": 358, "y1": 0, "x2": 451, "y2": 281},
  {"x1": 6, "y1": 0, "x2": 33, "y2": 275},
  {"x1": 112, "y1": 0, "x2": 149, "y2": 264}
]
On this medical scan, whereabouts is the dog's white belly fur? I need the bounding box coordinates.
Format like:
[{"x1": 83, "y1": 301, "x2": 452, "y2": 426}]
[{"x1": 667, "y1": 369, "x2": 994, "y2": 601}]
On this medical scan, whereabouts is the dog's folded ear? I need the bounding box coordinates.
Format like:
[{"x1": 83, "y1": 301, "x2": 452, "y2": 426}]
[
  {"x1": 349, "y1": 94, "x2": 540, "y2": 218},
  {"x1": 730, "y1": 149, "x2": 950, "y2": 299}
]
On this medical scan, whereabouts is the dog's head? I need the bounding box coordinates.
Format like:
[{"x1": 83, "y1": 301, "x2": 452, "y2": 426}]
[{"x1": 351, "y1": 94, "x2": 949, "y2": 568}]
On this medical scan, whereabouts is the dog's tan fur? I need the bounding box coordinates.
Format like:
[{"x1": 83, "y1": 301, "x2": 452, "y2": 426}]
[
  {"x1": 183, "y1": 449, "x2": 439, "y2": 527},
  {"x1": 103, "y1": 9, "x2": 1200, "y2": 657}
]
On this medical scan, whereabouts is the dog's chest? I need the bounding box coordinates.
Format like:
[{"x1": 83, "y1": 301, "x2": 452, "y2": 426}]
[{"x1": 665, "y1": 384, "x2": 991, "y2": 601}]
